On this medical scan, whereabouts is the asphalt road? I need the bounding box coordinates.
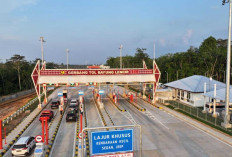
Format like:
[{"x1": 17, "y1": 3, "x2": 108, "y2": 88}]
[
  {"x1": 5, "y1": 86, "x2": 232, "y2": 157},
  {"x1": 116, "y1": 86, "x2": 232, "y2": 157},
  {"x1": 49, "y1": 88, "x2": 80, "y2": 157}
]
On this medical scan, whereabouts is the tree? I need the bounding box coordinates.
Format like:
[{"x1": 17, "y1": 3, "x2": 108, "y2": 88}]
[{"x1": 8, "y1": 54, "x2": 26, "y2": 91}]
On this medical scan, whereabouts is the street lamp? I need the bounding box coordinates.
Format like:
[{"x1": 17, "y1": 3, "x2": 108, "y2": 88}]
[
  {"x1": 119, "y1": 44, "x2": 123, "y2": 69},
  {"x1": 165, "y1": 71, "x2": 168, "y2": 83},
  {"x1": 39, "y1": 37, "x2": 46, "y2": 63},
  {"x1": 66, "y1": 49, "x2": 69, "y2": 69},
  {"x1": 222, "y1": 0, "x2": 232, "y2": 128}
]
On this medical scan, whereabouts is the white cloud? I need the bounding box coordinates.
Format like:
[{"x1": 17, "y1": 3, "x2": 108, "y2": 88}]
[
  {"x1": 0, "y1": 0, "x2": 38, "y2": 13},
  {"x1": 183, "y1": 29, "x2": 193, "y2": 45}
]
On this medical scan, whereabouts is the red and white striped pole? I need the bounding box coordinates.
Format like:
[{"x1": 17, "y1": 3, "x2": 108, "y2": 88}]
[
  {"x1": 45, "y1": 119, "x2": 49, "y2": 145},
  {"x1": 42, "y1": 120, "x2": 45, "y2": 143},
  {"x1": 0, "y1": 120, "x2": 2, "y2": 149}
]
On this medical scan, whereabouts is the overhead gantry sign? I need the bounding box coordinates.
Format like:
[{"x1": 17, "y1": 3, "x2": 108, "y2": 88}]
[{"x1": 31, "y1": 60, "x2": 160, "y2": 105}]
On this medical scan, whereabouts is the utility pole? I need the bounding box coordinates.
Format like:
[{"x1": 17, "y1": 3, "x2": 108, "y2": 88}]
[
  {"x1": 119, "y1": 44, "x2": 123, "y2": 69},
  {"x1": 40, "y1": 37, "x2": 45, "y2": 63},
  {"x1": 66, "y1": 49, "x2": 69, "y2": 69},
  {"x1": 222, "y1": 0, "x2": 232, "y2": 128},
  {"x1": 153, "y1": 43, "x2": 156, "y2": 60}
]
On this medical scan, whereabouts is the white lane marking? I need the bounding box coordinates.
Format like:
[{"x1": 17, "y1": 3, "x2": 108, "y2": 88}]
[
  {"x1": 143, "y1": 111, "x2": 169, "y2": 130},
  {"x1": 122, "y1": 111, "x2": 137, "y2": 125}
]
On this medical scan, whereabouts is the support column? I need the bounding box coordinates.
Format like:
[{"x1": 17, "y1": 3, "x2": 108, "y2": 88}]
[
  {"x1": 45, "y1": 119, "x2": 49, "y2": 145},
  {"x1": 202, "y1": 82, "x2": 207, "y2": 113},
  {"x1": 143, "y1": 83, "x2": 146, "y2": 99},
  {"x1": 43, "y1": 84, "x2": 47, "y2": 104},
  {"x1": 152, "y1": 82, "x2": 156, "y2": 103},
  {"x1": 212, "y1": 99, "x2": 217, "y2": 117},
  {"x1": 38, "y1": 84, "x2": 42, "y2": 109},
  {"x1": 213, "y1": 84, "x2": 217, "y2": 117},
  {"x1": 42, "y1": 120, "x2": 45, "y2": 143}
]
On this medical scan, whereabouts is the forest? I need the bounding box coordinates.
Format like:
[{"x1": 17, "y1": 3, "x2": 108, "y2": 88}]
[
  {"x1": 106, "y1": 36, "x2": 228, "y2": 84},
  {"x1": 0, "y1": 36, "x2": 229, "y2": 96}
]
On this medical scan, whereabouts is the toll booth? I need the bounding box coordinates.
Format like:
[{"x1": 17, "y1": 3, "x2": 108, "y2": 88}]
[{"x1": 63, "y1": 89, "x2": 68, "y2": 103}]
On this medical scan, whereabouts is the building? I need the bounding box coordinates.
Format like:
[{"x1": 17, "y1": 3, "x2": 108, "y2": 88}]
[{"x1": 164, "y1": 75, "x2": 226, "y2": 107}]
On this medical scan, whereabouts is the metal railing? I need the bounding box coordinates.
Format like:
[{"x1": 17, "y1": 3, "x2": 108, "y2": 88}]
[
  {"x1": 2, "y1": 93, "x2": 44, "y2": 126},
  {"x1": 166, "y1": 100, "x2": 232, "y2": 134}
]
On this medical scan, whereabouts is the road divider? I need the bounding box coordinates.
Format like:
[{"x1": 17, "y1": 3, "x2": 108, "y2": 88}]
[
  {"x1": 119, "y1": 94, "x2": 146, "y2": 112},
  {"x1": 107, "y1": 95, "x2": 126, "y2": 112}
]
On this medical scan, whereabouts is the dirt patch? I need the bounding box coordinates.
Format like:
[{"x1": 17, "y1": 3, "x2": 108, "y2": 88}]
[
  {"x1": 0, "y1": 94, "x2": 36, "y2": 120},
  {"x1": 3, "y1": 112, "x2": 30, "y2": 135}
]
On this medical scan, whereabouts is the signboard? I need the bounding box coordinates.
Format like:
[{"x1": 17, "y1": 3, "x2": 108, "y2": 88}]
[
  {"x1": 78, "y1": 132, "x2": 86, "y2": 139},
  {"x1": 79, "y1": 90, "x2": 84, "y2": 95},
  {"x1": 35, "y1": 148, "x2": 43, "y2": 154},
  {"x1": 40, "y1": 69, "x2": 153, "y2": 76},
  {"x1": 91, "y1": 129, "x2": 133, "y2": 155},
  {"x1": 58, "y1": 91, "x2": 63, "y2": 96},
  {"x1": 92, "y1": 152, "x2": 133, "y2": 157},
  {"x1": 99, "y1": 90, "x2": 104, "y2": 95},
  {"x1": 35, "y1": 135, "x2": 43, "y2": 143}
]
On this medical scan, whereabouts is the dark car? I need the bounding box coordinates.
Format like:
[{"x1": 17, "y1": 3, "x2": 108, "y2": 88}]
[
  {"x1": 51, "y1": 100, "x2": 60, "y2": 109},
  {"x1": 69, "y1": 104, "x2": 78, "y2": 111},
  {"x1": 66, "y1": 110, "x2": 77, "y2": 122},
  {"x1": 39, "y1": 110, "x2": 54, "y2": 122}
]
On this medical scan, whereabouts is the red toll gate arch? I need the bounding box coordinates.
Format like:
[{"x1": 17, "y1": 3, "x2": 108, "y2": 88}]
[{"x1": 31, "y1": 60, "x2": 160, "y2": 106}]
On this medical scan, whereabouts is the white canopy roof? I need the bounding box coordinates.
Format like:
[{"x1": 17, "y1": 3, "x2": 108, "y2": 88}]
[
  {"x1": 202, "y1": 88, "x2": 232, "y2": 102},
  {"x1": 165, "y1": 75, "x2": 225, "y2": 93}
]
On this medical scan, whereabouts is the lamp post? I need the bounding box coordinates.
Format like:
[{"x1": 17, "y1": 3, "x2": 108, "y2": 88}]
[
  {"x1": 222, "y1": 0, "x2": 232, "y2": 128},
  {"x1": 165, "y1": 71, "x2": 168, "y2": 83},
  {"x1": 40, "y1": 37, "x2": 45, "y2": 63},
  {"x1": 119, "y1": 44, "x2": 123, "y2": 69},
  {"x1": 66, "y1": 49, "x2": 69, "y2": 69}
]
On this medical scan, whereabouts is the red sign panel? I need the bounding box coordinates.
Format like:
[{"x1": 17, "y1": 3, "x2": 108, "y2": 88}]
[{"x1": 40, "y1": 69, "x2": 153, "y2": 76}]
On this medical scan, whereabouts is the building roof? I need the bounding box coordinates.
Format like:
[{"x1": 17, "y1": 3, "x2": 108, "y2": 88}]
[
  {"x1": 164, "y1": 75, "x2": 226, "y2": 93},
  {"x1": 202, "y1": 88, "x2": 232, "y2": 103}
]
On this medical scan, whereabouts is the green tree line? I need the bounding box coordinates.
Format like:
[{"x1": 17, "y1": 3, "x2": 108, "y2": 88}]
[
  {"x1": 0, "y1": 55, "x2": 59, "y2": 96},
  {"x1": 106, "y1": 36, "x2": 228, "y2": 83}
]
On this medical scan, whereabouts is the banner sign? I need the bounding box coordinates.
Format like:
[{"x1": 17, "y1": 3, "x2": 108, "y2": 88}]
[
  {"x1": 99, "y1": 90, "x2": 104, "y2": 95},
  {"x1": 58, "y1": 91, "x2": 63, "y2": 96},
  {"x1": 79, "y1": 91, "x2": 84, "y2": 95},
  {"x1": 91, "y1": 129, "x2": 133, "y2": 155},
  {"x1": 40, "y1": 69, "x2": 153, "y2": 76}
]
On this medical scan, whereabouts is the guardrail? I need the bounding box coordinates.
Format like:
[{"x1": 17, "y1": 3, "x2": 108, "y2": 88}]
[{"x1": 2, "y1": 93, "x2": 45, "y2": 127}]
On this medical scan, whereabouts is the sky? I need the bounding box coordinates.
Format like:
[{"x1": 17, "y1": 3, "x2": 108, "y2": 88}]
[{"x1": 0, "y1": 0, "x2": 230, "y2": 64}]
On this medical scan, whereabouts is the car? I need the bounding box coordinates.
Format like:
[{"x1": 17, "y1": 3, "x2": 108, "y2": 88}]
[
  {"x1": 70, "y1": 99, "x2": 79, "y2": 106},
  {"x1": 39, "y1": 110, "x2": 54, "y2": 122},
  {"x1": 12, "y1": 136, "x2": 35, "y2": 156},
  {"x1": 69, "y1": 104, "x2": 78, "y2": 111},
  {"x1": 66, "y1": 110, "x2": 77, "y2": 122},
  {"x1": 50, "y1": 100, "x2": 60, "y2": 109}
]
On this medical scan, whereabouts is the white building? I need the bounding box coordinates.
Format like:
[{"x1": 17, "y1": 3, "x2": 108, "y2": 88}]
[{"x1": 164, "y1": 75, "x2": 226, "y2": 107}]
